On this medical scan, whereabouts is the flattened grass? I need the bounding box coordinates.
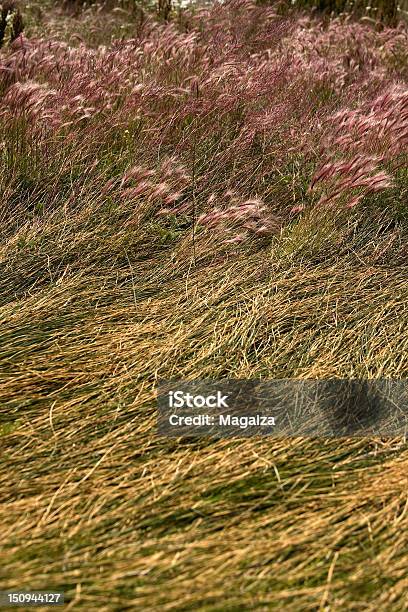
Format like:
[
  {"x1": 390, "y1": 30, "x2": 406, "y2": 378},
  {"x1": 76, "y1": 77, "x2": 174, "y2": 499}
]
[{"x1": 1, "y1": 188, "x2": 408, "y2": 609}]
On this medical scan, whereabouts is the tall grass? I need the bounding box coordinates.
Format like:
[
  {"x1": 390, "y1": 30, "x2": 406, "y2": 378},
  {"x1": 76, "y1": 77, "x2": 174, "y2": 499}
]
[
  {"x1": 1, "y1": 0, "x2": 407, "y2": 238},
  {"x1": 260, "y1": 0, "x2": 408, "y2": 26}
]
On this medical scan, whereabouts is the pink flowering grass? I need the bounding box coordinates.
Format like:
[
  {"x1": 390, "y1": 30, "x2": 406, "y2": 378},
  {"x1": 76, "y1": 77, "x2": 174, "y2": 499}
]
[{"x1": 0, "y1": 0, "x2": 407, "y2": 241}]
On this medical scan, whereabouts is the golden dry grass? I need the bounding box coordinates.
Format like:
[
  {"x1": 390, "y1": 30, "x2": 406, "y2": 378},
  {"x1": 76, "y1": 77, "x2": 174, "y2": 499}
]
[{"x1": 1, "y1": 192, "x2": 408, "y2": 610}]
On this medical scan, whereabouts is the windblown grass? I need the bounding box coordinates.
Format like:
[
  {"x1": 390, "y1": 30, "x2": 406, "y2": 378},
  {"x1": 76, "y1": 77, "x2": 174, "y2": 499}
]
[{"x1": 1, "y1": 1, "x2": 408, "y2": 610}]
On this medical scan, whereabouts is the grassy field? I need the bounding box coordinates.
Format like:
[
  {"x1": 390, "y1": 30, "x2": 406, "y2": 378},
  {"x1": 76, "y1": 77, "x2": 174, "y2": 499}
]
[{"x1": 1, "y1": 1, "x2": 408, "y2": 610}]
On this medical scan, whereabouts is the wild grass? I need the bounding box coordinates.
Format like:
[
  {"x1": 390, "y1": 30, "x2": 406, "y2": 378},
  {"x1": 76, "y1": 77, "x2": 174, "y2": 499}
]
[{"x1": 1, "y1": 0, "x2": 408, "y2": 609}]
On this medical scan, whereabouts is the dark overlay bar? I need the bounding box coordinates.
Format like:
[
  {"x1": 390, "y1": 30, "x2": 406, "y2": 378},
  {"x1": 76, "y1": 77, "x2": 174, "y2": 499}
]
[{"x1": 157, "y1": 379, "x2": 408, "y2": 438}]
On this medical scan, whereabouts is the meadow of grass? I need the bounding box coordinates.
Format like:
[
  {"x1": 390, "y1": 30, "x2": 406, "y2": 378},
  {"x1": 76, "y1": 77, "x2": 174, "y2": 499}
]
[{"x1": 0, "y1": 0, "x2": 408, "y2": 609}]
